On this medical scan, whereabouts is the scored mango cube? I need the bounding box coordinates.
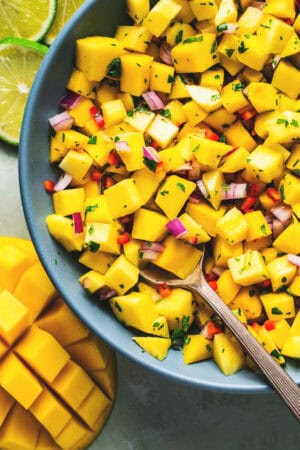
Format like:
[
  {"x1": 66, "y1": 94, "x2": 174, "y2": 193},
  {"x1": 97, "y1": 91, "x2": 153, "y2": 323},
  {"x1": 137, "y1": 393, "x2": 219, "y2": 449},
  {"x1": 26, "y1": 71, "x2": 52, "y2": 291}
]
[
  {"x1": 228, "y1": 250, "x2": 269, "y2": 286},
  {"x1": 14, "y1": 326, "x2": 70, "y2": 384},
  {"x1": 0, "y1": 290, "x2": 30, "y2": 346},
  {"x1": 66, "y1": 334, "x2": 111, "y2": 371}
]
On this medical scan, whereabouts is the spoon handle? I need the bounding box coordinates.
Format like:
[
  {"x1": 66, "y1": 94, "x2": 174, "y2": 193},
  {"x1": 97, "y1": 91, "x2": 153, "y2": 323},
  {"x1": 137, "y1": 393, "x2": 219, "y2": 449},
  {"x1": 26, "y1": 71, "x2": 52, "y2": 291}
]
[{"x1": 194, "y1": 281, "x2": 300, "y2": 422}]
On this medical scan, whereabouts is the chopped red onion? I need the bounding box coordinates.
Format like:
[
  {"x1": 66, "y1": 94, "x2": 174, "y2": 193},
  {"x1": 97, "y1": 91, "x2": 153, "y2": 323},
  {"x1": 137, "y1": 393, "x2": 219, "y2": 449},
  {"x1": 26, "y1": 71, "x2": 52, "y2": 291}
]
[
  {"x1": 48, "y1": 111, "x2": 73, "y2": 131},
  {"x1": 221, "y1": 183, "x2": 248, "y2": 200},
  {"x1": 166, "y1": 218, "x2": 187, "y2": 238},
  {"x1": 142, "y1": 91, "x2": 165, "y2": 111},
  {"x1": 270, "y1": 204, "x2": 292, "y2": 226},
  {"x1": 287, "y1": 254, "x2": 300, "y2": 267},
  {"x1": 140, "y1": 242, "x2": 165, "y2": 253},
  {"x1": 59, "y1": 92, "x2": 82, "y2": 109},
  {"x1": 72, "y1": 212, "x2": 83, "y2": 234},
  {"x1": 211, "y1": 266, "x2": 225, "y2": 277},
  {"x1": 250, "y1": 1, "x2": 265, "y2": 9},
  {"x1": 53, "y1": 173, "x2": 72, "y2": 191},
  {"x1": 139, "y1": 249, "x2": 160, "y2": 261},
  {"x1": 197, "y1": 180, "x2": 209, "y2": 199},
  {"x1": 272, "y1": 218, "x2": 285, "y2": 239},
  {"x1": 159, "y1": 40, "x2": 173, "y2": 65},
  {"x1": 189, "y1": 193, "x2": 201, "y2": 203},
  {"x1": 143, "y1": 146, "x2": 161, "y2": 162},
  {"x1": 99, "y1": 288, "x2": 118, "y2": 301},
  {"x1": 115, "y1": 140, "x2": 130, "y2": 152}
]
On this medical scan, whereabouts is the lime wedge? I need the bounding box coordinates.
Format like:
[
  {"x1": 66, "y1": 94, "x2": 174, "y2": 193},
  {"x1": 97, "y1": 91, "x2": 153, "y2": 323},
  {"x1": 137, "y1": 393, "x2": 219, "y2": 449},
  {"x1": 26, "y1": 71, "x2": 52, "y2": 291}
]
[
  {"x1": 44, "y1": 0, "x2": 85, "y2": 45},
  {"x1": 0, "y1": 38, "x2": 48, "y2": 146},
  {"x1": 0, "y1": 0, "x2": 57, "y2": 42}
]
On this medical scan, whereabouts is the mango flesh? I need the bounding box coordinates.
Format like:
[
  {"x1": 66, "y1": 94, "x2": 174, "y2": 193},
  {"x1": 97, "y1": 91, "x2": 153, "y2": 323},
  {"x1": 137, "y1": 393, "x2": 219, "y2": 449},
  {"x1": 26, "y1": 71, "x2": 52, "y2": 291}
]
[{"x1": 0, "y1": 238, "x2": 117, "y2": 450}]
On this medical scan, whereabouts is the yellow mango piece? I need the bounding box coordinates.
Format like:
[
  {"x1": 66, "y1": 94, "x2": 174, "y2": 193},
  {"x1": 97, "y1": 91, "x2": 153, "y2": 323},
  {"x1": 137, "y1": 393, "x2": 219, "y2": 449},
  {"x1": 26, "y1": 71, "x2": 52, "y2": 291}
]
[
  {"x1": 79, "y1": 270, "x2": 106, "y2": 294},
  {"x1": 268, "y1": 319, "x2": 291, "y2": 351},
  {"x1": 281, "y1": 335, "x2": 300, "y2": 359},
  {"x1": 13, "y1": 262, "x2": 57, "y2": 321},
  {"x1": 132, "y1": 208, "x2": 169, "y2": 242},
  {"x1": 257, "y1": 327, "x2": 285, "y2": 365},
  {"x1": 237, "y1": 6, "x2": 263, "y2": 36},
  {"x1": 260, "y1": 292, "x2": 295, "y2": 322},
  {"x1": 0, "y1": 244, "x2": 34, "y2": 292},
  {"x1": 84, "y1": 222, "x2": 120, "y2": 255},
  {"x1": 222, "y1": 80, "x2": 249, "y2": 113},
  {"x1": 236, "y1": 34, "x2": 269, "y2": 71},
  {"x1": 68, "y1": 97, "x2": 95, "y2": 127},
  {"x1": 202, "y1": 169, "x2": 225, "y2": 210},
  {"x1": 0, "y1": 290, "x2": 30, "y2": 345},
  {"x1": 216, "y1": 207, "x2": 248, "y2": 245},
  {"x1": 186, "y1": 201, "x2": 226, "y2": 237},
  {"x1": 178, "y1": 212, "x2": 210, "y2": 244},
  {"x1": 76, "y1": 385, "x2": 112, "y2": 430},
  {"x1": 193, "y1": 137, "x2": 233, "y2": 168},
  {"x1": 37, "y1": 297, "x2": 89, "y2": 347},
  {"x1": 278, "y1": 172, "x2": 300, "y2": 206},
  {"x1": 213, "y1": 236, "x2": 243, "y2": 268},
  {"x1": 35, "y1": 428, "x2": 61, "y2": 450},
  {"x1": 120, "y1": 53, "x2": 153, "y2": 96},
  {"x1": 224, "y1": 120, "x2": 256, "y2": 152},
  {"x1": 0, "y1": 403, "x2": 40, "y2": 450},
  {"x1": 204, "y1": 107, "x2": 236, "y2": 133},
  {"x1": 267, "y1": 255, "x2": 297, "y2": 292},
  {"x1": 171, "y1": 33, "x2": 219, "y2": 73},
  {"x1": 0, "y1": 386, "x2": 14, "y2": 427},
  {"x1": 150, "y1": 61, "x2": 175, "y2": 94},
  {"x1": 66, "y1": 333, "x2": 112, "y2": 371},
  {"x1": 66, "y1": 68, "x2": 98, "y2": 97},
  {"x1": 84, "y1": 130, "x2": 113, "y2": 167},
  {"x1": 88, "y1": 353, "x2": 117, "y2": 401},
  {"x1": 143, "y1": 0, "x2": 182, "y2": 37},
  {"x1": 228, "y1": 250, "x2": 269, "y2": 287},
  {"x1": 153, "y1": 235, "x2": 203, "y2": 279},
  {"x1": 55, "y1": 417, "x2": 90, "y2": 450},
  {"x1": 104, "y1": 177, "x2": 144, "y2": 219},
  {"x1": 273, "y1": 221, "x2": 300, "y2": 254},
  {"x1": 244, "y1": 210, "x2": 272, "y2": 242},
  {"x1": 79, "y1": 249, "x2": 116, "y2": 273},
  {"x1": 156, "y1": 288, "x2": 193, "y2": 330},
  {"x1": 132, "y1": 337, "x2": 171, "y2": 360},
  {"x1": 186, "y1": 85, "x2": 222, "y2": 112},
  {"x1": 182, "y1": 100, "x2": 208, "y2": 126},
  {"x1": 0, "y1": 353, "x2": 43, "y2": 409},
  {"x1": 183, "y1": 334, "x2": 213, "y2": 364},
  {"x1": 30, "y1": 387, "x2": 72, "y2": 438},
  {"x1": 245, "y1": 144, "x2": 284, "y2": 183},
  {"x1": 272, "y1": 60, "x2": 300, "y2": 100},
  {"x1": 155, "y1": 175, "x2": 196, "y2": 219},
  {"x1": 52, "y1": 187, "x2": 85, "y2": 217},
  {"x1": 213, "y1": 332, "x2": 245, "y2": 376},
  {"x1": 165, "y1": 21, "x2": 195, "y2": 47},
  {"x1": 147, "y1": 113, "x2": 179, "y2": 148},
  {"x1": 104, "y1": 254, "x2": 139, "y2": 295},
  {"x1": 76, "y1": 36, "x2": 127, "y2": 81},
  {"x1": 229, "y1": 287, "x2": 263, "y2": 321},
  {"x1": 14, "y1": 326, "x2": 70, "y2": 383},
  {"x1": 217, "y1": 269, "x2": 241, "y2": 305},
  {"x1": 59, "y1": 149, "x2": 93, "y2": 184},
  {"x1": 115, "y1": 25, "x2": 152, "y2": 53}
]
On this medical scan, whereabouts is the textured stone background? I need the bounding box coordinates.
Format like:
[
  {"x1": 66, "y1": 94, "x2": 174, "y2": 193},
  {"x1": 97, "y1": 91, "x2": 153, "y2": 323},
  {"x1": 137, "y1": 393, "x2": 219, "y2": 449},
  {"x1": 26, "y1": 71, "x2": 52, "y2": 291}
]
[{"x1": 2, "y1": 145, "x2": 299, "y2": 450}]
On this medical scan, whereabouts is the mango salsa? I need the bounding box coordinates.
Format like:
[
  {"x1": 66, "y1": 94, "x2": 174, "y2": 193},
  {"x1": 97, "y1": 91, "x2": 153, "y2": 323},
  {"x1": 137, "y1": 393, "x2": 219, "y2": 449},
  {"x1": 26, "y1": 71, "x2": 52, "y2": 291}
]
[{"x1": 45, "y1": 0, "x2": 300, "y2": 380}]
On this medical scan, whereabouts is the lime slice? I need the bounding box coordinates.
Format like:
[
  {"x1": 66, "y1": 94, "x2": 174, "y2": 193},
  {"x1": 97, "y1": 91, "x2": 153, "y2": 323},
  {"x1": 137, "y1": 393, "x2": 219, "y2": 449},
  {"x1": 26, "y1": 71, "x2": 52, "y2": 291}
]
[
  {"x1": 44, "y1": 0, "x2": 85, "y2": 45},
  {"x1": 0, "y1": 37, "x2": 48, "y2": 146},
  {"x1": 0, "y1": 0, "x2": 57, "y2": 42}
]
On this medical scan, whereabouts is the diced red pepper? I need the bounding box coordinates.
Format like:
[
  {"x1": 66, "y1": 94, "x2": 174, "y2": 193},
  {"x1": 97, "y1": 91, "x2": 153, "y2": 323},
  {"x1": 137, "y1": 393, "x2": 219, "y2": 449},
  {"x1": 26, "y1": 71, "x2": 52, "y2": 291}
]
[
  {"x1": 120, "y1": 215, "x2": 133, "y2": 225},
  {"x1": 117, "y1": 232, "x2": 131, "y2": 245},
  {"x1": 185, "y1": 235, "x2": 198, "y2": 245},
  {"x1": 240, "y1": 107, "x2": 257, "y2": 121},
  {"x1": 43, "y1": 179, "x2": 55, "y2": 193},
  {"x1": 90, "y1": 168, "x2": 102, "y2": 182},
  {"x1": 251, "y1": 322, "x2": 261, "y2": 333},
  {"x1": 103, "y1": 175, "x2": 114, "y2": 189},
  {"x1": 283, "y1": 18, "x2": 293, "y2": 25},
  {"x1": 205, "y1": 272, "x2": 217, "y2": 282},
  {"x1": 248, "y1": 183, "x2": 260, "y2": 197},
  {"x1": 256, "y1": 279, "x2": 271, "y2": 290},
  {"x1": 266, "y1": 187, "x2": 281, "y2": 203},
  {"x1": 90, "y1": 105, "x2": 105, "y2": 128},
  {"x1": 157, "y1": 283, "x2": 172, "y2": 298},
  {"x1": 108, "y1": 150, "x2": 121, "y2": 165},
  {"x1": 202, "y1": 320, "x2": 222, "y2": 339},
  {"x1": 264, "y1": 320, "x2": 276, "y2": 331},
  {"x1": 208, "y1": 280, "x2": 218, "y2": 291},
  {"x1": 241, "y1": 196, "x2": 256, "y2": 213},
  {"x1": 205, "y1": 128, "x2": 219, "y2": 141},
  {"x1": 155, "y1": 161, "x2": 164, "y2": 173}
]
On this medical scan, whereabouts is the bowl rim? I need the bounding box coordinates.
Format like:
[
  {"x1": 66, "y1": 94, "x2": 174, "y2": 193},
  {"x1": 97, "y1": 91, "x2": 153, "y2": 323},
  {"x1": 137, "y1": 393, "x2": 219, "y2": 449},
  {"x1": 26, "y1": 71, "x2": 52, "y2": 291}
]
[{"x1": 19, "y1": 0, "x2": 300, "y2": 394}]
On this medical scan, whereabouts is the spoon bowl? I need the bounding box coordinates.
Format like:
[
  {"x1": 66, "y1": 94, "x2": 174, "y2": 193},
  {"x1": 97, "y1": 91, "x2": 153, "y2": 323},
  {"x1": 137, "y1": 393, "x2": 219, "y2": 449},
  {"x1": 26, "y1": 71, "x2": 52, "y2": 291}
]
[{"x1": 140, "y1": 250, "x2": 300, "y2": 423}]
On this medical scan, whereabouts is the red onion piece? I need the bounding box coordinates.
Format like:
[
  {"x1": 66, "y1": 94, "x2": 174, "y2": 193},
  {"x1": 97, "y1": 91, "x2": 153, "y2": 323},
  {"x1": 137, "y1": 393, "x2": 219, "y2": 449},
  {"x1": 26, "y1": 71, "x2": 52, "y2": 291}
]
[
  {"x1": 72, "y1": 212, "x2": 83, "y2": 234},
  {"x1": 159, "y1": 41, "x2": 173, "y2": 66},
  {"x1": 221, "y1": 183, "x2": 248, "y2": 200},
  {"x1": 197, "y1": 180, "x2": 209, "y2": 199},
  {"x1": 287, "y1": 254, "x2": 300, "y2": 267},
  {"x1": 272, "y1": 218, "x2": 285, "y2": 239},
  {"x1": 189, "y1": 193, "x2": 201, "y2": 203},
  {"x1": 142, "y1": 91, "x2": 165, "y2": 111},
  {"x1": 139, "y1": 249, "x2": 160, "y2": 261},
  {"x1": 53, "y1": 173, "x2": 72, "y2": 191},
  {"x1": 166, "y1": 218, "x2": 187, "y2": 238},
  {"x1": 250, "y1": 1, "x2": 265, "y2": 9},
  {"x1": 115, "y1": 140, "x2": 130, "y2": 152},
  {"x1": 48, "y1": 111, "x2": 73, "y2": 131},
  {"x1": 99, "y1": 288, "x2": 118, "y2": 301},
  {"x1": 59, "y1": 93, "x2": 82, "y2": 109},
  {"x1": 270, "y1": 204, "x2": 292, "y2": 226},
  {"x1": 143, "y1": 146, "x2": 161, "y2": 162},
  {"x1": 140, "y1": 242, "x2": 165, "y2": 253}
]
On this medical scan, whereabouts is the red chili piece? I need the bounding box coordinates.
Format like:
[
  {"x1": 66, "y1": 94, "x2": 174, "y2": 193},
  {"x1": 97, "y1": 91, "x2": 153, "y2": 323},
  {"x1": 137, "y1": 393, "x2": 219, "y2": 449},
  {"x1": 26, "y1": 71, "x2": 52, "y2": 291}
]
[
  {"x1": 43, "y1": 179, "x2": 55, "y2": 193},
  {"x1": 266, "y1": 187, "x2": 281, "y2": 203},
  {"x1": 241, "y1": 196, "x2": 256, "y2": 213},
  {"x1": 157, "y1": 283, "x2": 172, "y2": 298},
  {"x1": 90, "y1": 168, "x2": 102, "y2": 182},
  {"x1": 117, "y1": 232, "x2": 131, "y2": 245}
]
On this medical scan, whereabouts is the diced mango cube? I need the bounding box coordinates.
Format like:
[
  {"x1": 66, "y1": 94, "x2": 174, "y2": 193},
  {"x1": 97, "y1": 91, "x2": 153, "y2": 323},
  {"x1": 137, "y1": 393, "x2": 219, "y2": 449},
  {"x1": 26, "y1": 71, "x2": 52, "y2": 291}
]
[
  {"x1": 228, "y1": 250, "x2": 269, "y2": 286},
  {"x1": 115, "y1": 25, "x2": 152, "y2": 53},
  {"x1": 155, "y1": 175, "x2": 196, "y2": 219},
  {"x1": 229, "y1": 287, "x2": 263, "y2": 321},
  {"x1": 217, "y1": 269, "x2": 241, "y2": 305},
  {"x1": 59, "y1": 149, "x2": 93, "y2": 184},
  {"x1": 132, "y1": 208, "x2": 169, "y2": 242},
  {"x1": 143, "y1": 0, "x2": 182, "y2": 37},
  {"x1": 156, "y1": 288, "x2": 193, "y2": 330},
  {"x1": 213, "y1": 332, "x2": 245, "y2": 376},
  {"x1": 272, "y1": 60, "x2": 300, "y2": 99},
  {"x1": 84, "y1": 222, "x2": 120, "y2": 255},
  {"x1": 104, "y1": 254, "x2": 139, "y2": 295},
  {"x1": 0, "y1": 386, "x2": 14, "y2": 427},
  {"x1": 273, "y1": 221, "x2": 300, "y2": 254},
  {"x1": 104, "y1": 178, "x2": 144, "y2": 218},
  {"x1": 52, "y1": 188, "x2": 85, "y2": 217},
  {"x1": 244, "y1": 211, "x2": 272, "y2": 242},
  {"x1": 150, "y1": 61, "x2": 175, "y2": 94},
  {"x1": 183, "y1": 334, "x2": 213, "y2": 364},
  {"x1": 245, "y1": 145, "x2": 284, "y2": 183},
  {"x1": 46, "y1": 214, "x2": 84, "y2": 252},
  {"x1": 79, "y1": 270, "x2": 106, "y2": 294},
  {"x1": 147, "y1": 114, "x2": 179, "y2": 148},
  {"x1": 0, "y1": 244, "x2": 33, "y2": 292},
  {"x1": 120, "y1": 53, "x2": 153, "y2": 96},
  {"x1": 186, "y1": 201, "x2": 226, "y2": 237},
  {"x1": 132, "y1": 337, "x2": 171, "y2": 361},
  {"x1": 216, "y1": 207, "x2": 248, "y2": 245},
  {"x1": 260, "y1": 292, "x2": 295, "y2": 322},
  {"x1": 114, "y1": 131, "x2": 145, "y2": 171}
]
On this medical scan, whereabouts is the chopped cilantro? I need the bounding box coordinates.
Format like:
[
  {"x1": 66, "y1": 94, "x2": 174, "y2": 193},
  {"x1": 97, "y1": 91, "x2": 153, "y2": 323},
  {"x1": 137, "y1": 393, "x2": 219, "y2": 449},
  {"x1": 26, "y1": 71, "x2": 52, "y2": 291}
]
[
  {"x1": 88, "y1": 136, "x2": 97, "y2": 144},
  {"x1": 176, "y1": 182, "x2": 186, "y2": 192},
  {"x1": 175, "y1": 29, "x2": 183, "y2": 44},
  {"x1": 183, "y1": 36, "x2": 203, "y2": 44},
  {"x1": 271, "y1": 307, "x2": 282, "y2": 315}
]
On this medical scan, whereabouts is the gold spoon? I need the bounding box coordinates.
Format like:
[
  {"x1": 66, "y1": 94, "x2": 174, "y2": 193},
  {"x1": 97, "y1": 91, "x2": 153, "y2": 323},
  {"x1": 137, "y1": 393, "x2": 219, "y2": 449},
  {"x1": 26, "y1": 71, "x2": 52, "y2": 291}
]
[{"x1": 140, "y1": 250, "x2": 300, "y2": 422}]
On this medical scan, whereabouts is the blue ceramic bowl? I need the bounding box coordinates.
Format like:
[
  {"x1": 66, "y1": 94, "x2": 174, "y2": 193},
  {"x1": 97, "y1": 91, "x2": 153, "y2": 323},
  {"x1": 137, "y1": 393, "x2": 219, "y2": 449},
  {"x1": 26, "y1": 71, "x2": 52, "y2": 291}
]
[{"x1": 19, "y1": 0, "x2": 299, "y2": 393}]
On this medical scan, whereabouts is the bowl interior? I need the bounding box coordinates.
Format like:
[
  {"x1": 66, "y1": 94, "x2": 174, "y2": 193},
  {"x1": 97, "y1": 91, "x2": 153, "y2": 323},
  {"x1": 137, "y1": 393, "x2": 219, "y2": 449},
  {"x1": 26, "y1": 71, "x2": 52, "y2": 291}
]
[{"x1": 19, "y1": 0, "x2": 299, "y2": 393}]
